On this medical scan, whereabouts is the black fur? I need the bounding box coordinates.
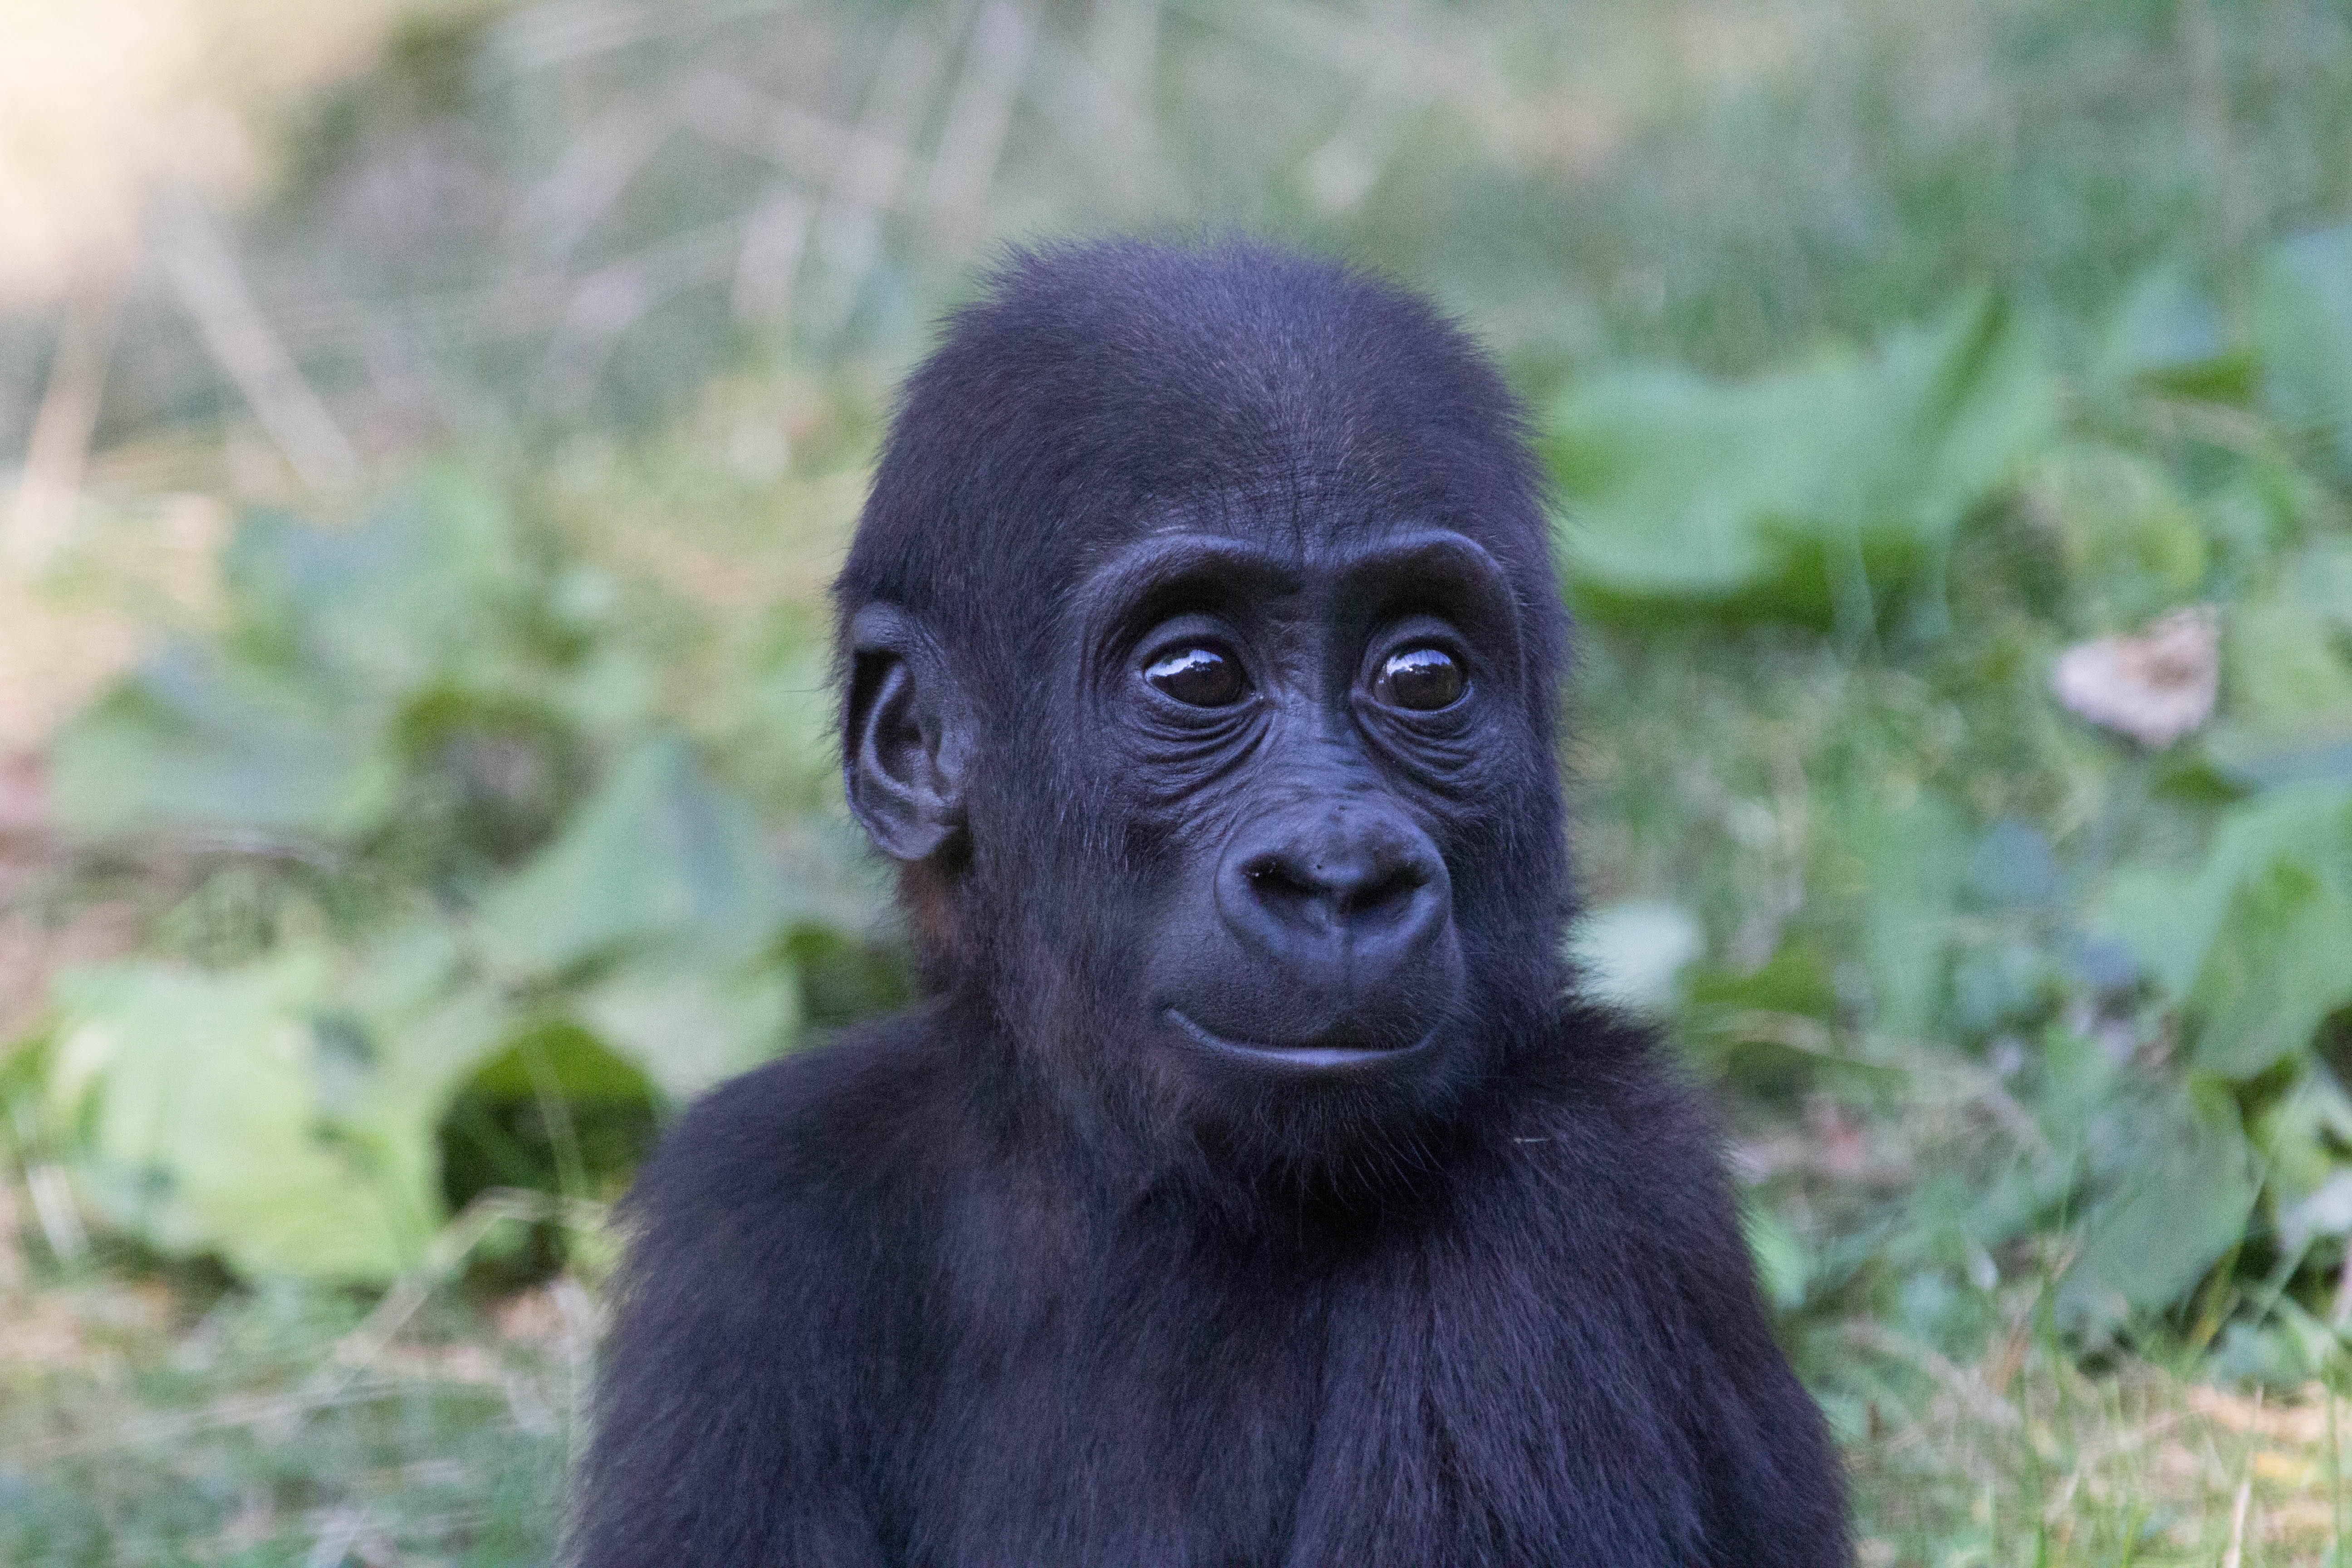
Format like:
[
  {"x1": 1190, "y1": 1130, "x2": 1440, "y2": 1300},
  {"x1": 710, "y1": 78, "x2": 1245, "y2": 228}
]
[{"x1": 572, "y1": 240, "x2": 1848, "y2": 1566}]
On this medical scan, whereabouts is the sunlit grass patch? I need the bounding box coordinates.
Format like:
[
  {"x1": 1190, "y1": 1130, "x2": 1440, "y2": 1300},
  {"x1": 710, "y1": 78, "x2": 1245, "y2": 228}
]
[
  {"x1": 0, "y1": 1201, "x2": 593, "y2": 1567},
  {"x1": 1849, "y1": 1336, "x2": 2352, "y2": 1566}
]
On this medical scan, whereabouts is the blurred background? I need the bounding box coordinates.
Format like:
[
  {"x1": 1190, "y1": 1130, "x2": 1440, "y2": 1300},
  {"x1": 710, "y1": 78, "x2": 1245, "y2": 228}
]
[{"x1": 3, "y1": 0, "x2": 2352, "y2": 1561}]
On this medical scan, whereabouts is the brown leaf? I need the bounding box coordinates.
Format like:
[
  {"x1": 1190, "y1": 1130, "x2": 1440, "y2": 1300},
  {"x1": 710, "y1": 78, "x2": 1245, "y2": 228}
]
[{"x1": 2052, "y1": 604, "x2": 2220, "y2": 747}]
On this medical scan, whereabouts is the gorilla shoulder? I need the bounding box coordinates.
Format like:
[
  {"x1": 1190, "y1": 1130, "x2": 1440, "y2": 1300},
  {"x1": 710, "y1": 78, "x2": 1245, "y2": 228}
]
[{"x1": 619, "y1": 1010, "x2": 959, "y2": 1255}]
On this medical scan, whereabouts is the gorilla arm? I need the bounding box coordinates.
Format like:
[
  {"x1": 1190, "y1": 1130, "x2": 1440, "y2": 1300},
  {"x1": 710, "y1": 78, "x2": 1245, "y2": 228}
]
[
  {"x1": 568, "y1": 1058, "x2": 900, "y2": 1568},
  {"x1": 1561, "y1": 1032, "x2": 1848, "y2": 1567},
  {"x1": 1673, "y1": 1185, "x2": 1847, "y2": 1563}
]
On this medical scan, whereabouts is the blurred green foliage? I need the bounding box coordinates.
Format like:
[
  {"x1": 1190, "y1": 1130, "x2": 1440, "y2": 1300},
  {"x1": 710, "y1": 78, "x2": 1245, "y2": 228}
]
[
  {"x1": 1550, "y1": 294, "x2": 2058, "y2": 623},
  {"x1": 1557, "y1": 217, "x2": 2352, "y2": 1389},
  {"x1": 4, "y1": 0, "x2": 2352, "y2": 1434},
  {"x1": 11, "y1": 0, "x2": 2352, "y2": 1562},
  {"x1": 25, "y1": 463, "x2": 898, "y2": 1281}
]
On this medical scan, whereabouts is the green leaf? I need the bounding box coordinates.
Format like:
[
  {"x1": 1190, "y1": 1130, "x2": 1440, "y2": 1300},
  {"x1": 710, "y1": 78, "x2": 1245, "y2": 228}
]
[
  {"x1": 1744, "y1": 1202, "x2": 1812, "y2": 1315},
  {"x1": 2100, "y1": 266, "x2": 2224, "y2": 377},
  {"x1": 49, "y1": 954, "x2": 434, "y2": 1280},
  {"x1": 2202, "y1": 731, "x2": 2352, "y2": 791},
  {"x1": 1545, "y1": 365, "x2": 1789, "y2": 600},
  {"x1": 2095, "y1": 265, "x2": 2255, "y2": 402},
  {"x1": 41, "y1": 921, "x2": 513, "y2": 1281},
  {"x1": 2259, "y1": 225, "x2": 2352, "y2": 469},
  {"x1": 45, "y1": 469, "x2": 533, "y2": 845},
  {"x1": 2190, "y1": 859, "x2": 2352, "y2": 1079},
  {"x1": 2061, "y1": 1081, "x2": 2258, "y2": 1331},
  {"x1": 2035, "y1": 1025, "x2": 2124, "y2": 1125},
  {"x1": 2204, "y1": 588, "x2": 2352, "y2": 789},
  {"x1": 2102, "y1": 780, "x2": 2352, "y2": 997},
  {"x1": 2223, "y1": 599, "x2": 2352, "y2": 737},
  {"x1": 2253, "y1": 1062, "x2": 2352, "y2": 1219},
  {"x1": 1906, "y1": 293, "x2": 2059, "y2": 539},
  {"x1": 461, "y1": 1019, "x2": 656, "y2": 1105},
  {"x1": 49, "y1": 644, "x2": 393, "y2": 839},
  {"x1": 229, "y1": 465, "x2": 527, "y2": 691},
  {"x1": 474, "y1": 736, "x2": 791, "y2": 976},
  {"x1": 345, "y1": 920, "x2": 516, "y2": 1117},
  {"x1": 575, "y1": 954, "x2": 800, "y2": 1102},
  {"x1": 1546, "y1": 294, "x2": 2056, "y2": 620},
  {"x1": 2278, "y1": 1171, "x2": 2352, "y2": 1253},
  {"x1": 1565, "y1": 900, "x2": 1703, "y2": 1014}
]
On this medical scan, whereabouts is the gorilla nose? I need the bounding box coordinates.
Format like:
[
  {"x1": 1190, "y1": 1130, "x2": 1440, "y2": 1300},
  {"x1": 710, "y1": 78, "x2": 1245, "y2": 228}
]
[{"x1": 1217, "y1": 814, "x2": 1450, "y2": 975}]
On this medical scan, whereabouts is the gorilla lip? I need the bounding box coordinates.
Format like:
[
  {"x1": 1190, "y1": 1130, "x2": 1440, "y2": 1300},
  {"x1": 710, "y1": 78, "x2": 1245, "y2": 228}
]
[{"x1": 1161, "y1": 1006, "x2": 1430, "y2": 1069}]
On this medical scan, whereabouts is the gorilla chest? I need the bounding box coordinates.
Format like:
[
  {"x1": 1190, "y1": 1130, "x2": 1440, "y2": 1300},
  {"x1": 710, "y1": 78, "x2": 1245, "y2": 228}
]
[{"x1": 899, "y1": 1240, "x2": 1704, "y2": 1566}]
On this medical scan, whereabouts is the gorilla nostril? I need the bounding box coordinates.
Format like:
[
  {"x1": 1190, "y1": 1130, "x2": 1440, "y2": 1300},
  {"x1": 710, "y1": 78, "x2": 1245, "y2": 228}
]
[
  {"x1": 1344, "y1": 861, "x2": 1427, "y2": 922},
  {"x1": 1240, "y1": 845, "x2": 1433, "y2": 936},
  {"x1": 1245, "y1": 857, "x2": 1320, "y2": 917}
]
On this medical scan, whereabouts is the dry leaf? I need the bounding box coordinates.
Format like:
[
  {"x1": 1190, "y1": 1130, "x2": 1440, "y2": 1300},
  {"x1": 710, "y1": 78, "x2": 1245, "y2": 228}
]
[{"x1": 2052, "y1": 604, "x2": 2220, "y2": 747}]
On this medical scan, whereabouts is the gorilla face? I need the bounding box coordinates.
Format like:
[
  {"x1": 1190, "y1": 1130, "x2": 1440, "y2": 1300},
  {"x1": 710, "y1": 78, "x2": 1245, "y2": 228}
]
[
  {"x1": 895, "y1": 498, "x2": 1567, "y2": 1174},
  {"x1": 1078, "y1": 522, "x2": 1533, "y2": 1082},
  {"x1": 839, "y1": 242, "x2": 1572, "y2": 1162}
]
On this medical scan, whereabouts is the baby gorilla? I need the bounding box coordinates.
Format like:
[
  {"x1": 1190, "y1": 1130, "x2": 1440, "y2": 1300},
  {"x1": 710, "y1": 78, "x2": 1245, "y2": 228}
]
[{"x1": 573, "y1": 240, "x2": 1848, "y2": 1566}]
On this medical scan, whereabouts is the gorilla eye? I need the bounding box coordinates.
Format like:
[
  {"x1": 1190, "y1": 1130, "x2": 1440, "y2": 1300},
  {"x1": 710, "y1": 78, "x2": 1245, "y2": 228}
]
[
  {"x1": 1145, "y1": 646, "x2": 1247, "y2": 707},
  {"x1": 1374, "y1": 647, "x2": 1466, "y2": 711}
]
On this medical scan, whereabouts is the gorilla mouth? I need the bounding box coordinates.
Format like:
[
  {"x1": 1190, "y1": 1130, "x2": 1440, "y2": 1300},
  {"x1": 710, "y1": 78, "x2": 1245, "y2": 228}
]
[{"x1": 1161, "y1": 1007, "x2": 1432, "y2": 1070}]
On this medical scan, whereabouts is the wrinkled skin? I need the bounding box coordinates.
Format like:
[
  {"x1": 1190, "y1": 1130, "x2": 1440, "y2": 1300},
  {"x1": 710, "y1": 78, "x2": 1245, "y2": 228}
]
[{"x1": 572, "y1": 240, "x2": 1850, "y2": 1568}]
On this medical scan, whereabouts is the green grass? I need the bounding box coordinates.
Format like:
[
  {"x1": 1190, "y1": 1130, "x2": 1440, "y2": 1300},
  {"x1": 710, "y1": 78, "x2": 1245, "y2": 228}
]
[
  {"x1": 11, "y1": 1251, "x2": 2352, "y2": 1567},
  {"x1": 1844, "y1": 1329, "x2": 2352, "y2": 1565},
  {"x1": 0, "y1": 1272, "x2": 574, "y2": 1566},
  {"x1": 7, "y1": 0, "x2": 2352, "y2": 1560},
  {"x1": 0, "y1": 1195, "x2": 595, "y2": 1568}
]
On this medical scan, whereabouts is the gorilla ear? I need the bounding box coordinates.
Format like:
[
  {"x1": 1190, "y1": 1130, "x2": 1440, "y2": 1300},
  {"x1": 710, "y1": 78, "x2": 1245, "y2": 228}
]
[{"x1": 844, "y1": 604, "x2": 972, "y2": 862}]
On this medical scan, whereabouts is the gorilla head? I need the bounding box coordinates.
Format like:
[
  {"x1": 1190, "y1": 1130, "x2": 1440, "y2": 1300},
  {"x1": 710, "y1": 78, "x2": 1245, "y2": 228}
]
[{"x1": 837, "y1": 240, "x2": 1569, "y2": 1176}]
